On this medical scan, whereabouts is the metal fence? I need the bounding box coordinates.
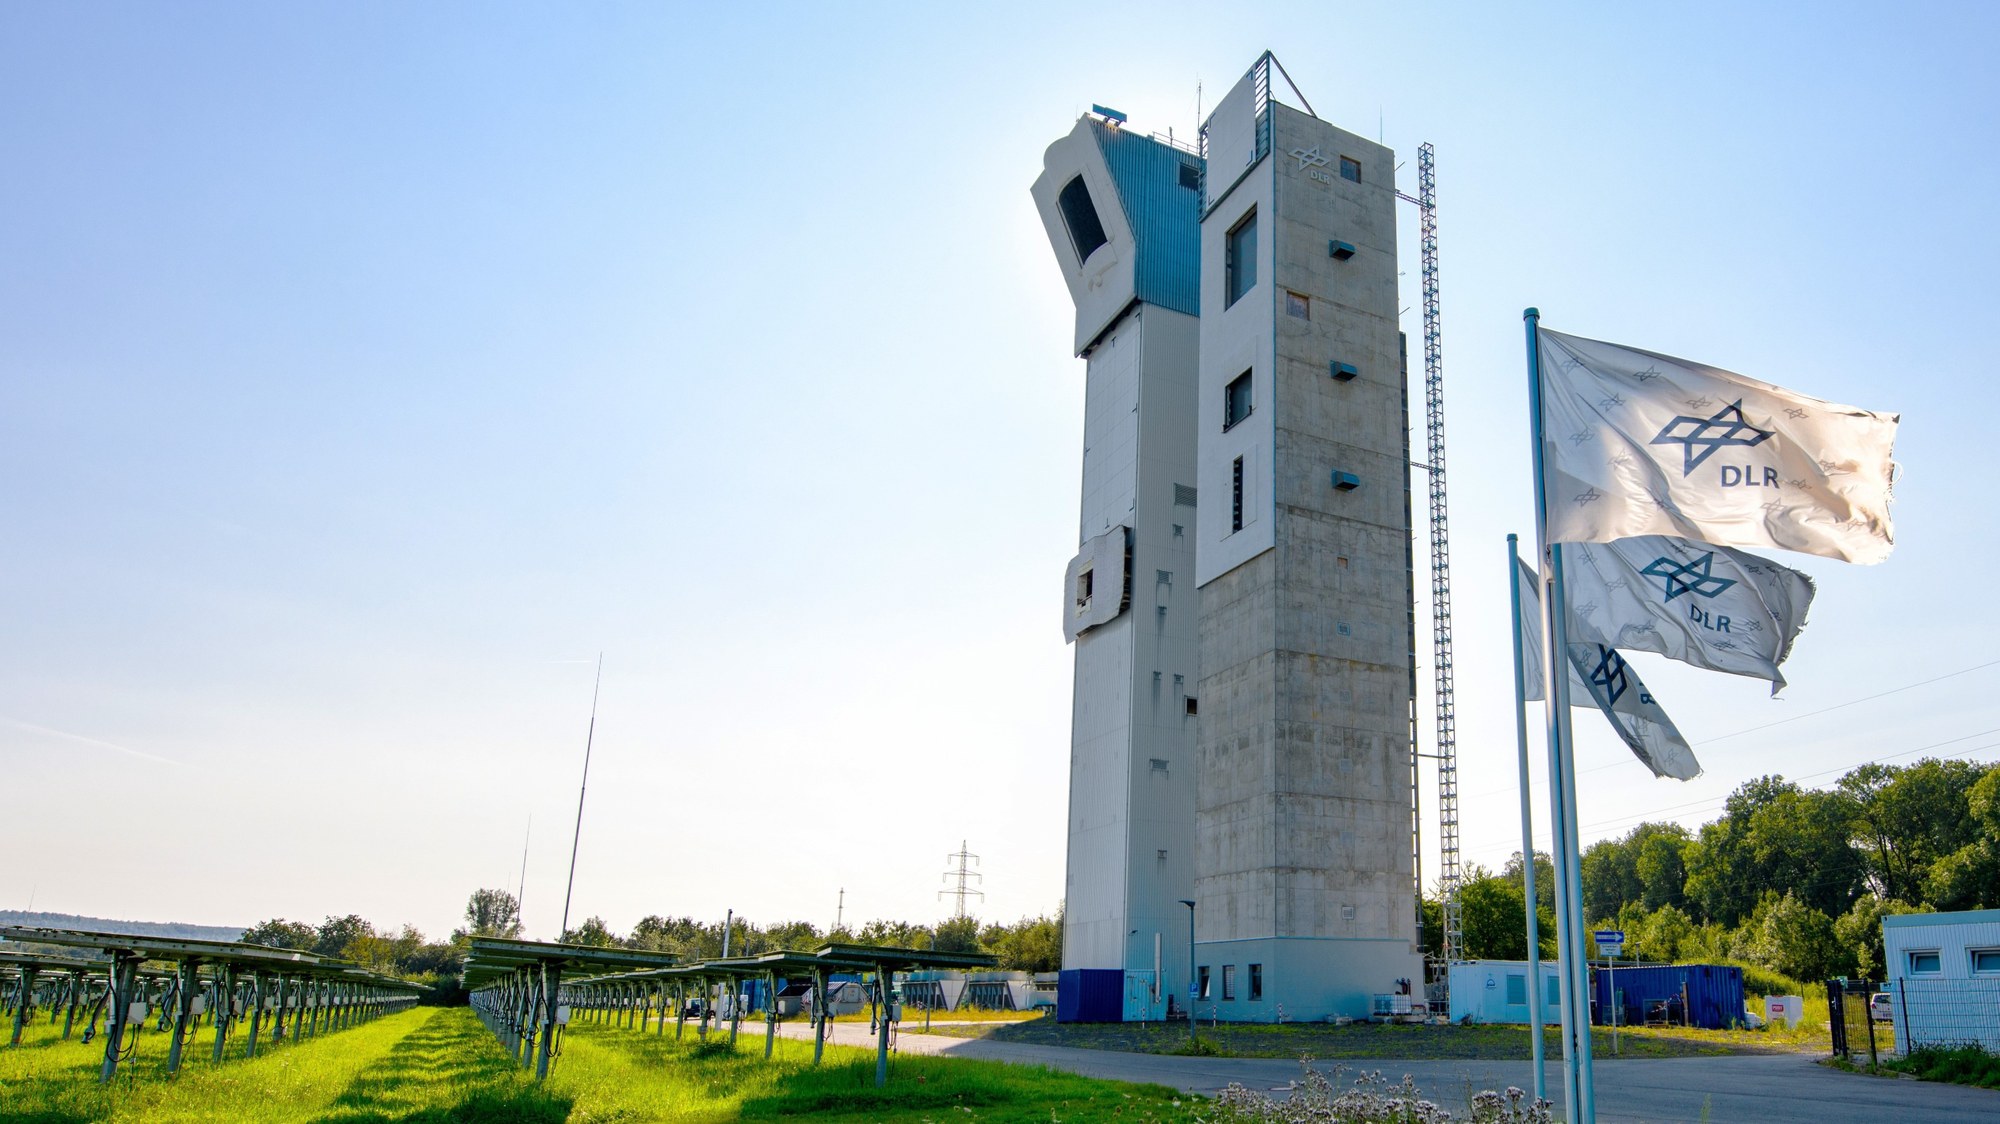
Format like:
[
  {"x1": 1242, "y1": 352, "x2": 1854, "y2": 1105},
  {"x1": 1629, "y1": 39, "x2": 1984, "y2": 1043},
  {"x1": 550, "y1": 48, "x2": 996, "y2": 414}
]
[
  {"x1": 1885, "y1": 976, "x2": 2000, "y2": 1055},
  {"x1": 1832, "y1": 976, "x2": 2000, "y2": 1061}
]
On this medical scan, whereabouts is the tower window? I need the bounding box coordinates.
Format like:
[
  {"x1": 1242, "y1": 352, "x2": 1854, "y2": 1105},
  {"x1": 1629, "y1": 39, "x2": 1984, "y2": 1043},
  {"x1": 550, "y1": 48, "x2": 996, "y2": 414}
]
[
  {"x1": 1183, "y1": 696, "x2": 1198, "y2": 717},
  {"x1": 1057, "y1": 176, "x2": 1109, "y2": 265},
  {"x1": 1285, "y1": 291, "x2": 1310, "y2": 319},
  {"x1": 1339, "y1": 156, "x2": 1361, "y2": 183},
  {"x1": 1223, "y1": 370, "x2": 1253, "y2": 431},
  {"x1": 1225, "y1": 209, "x2": 1257, "y2": 308},
  {"x1": 1178, "y1": 162, "x2": 1201, "y2": 191},
  {"x1": 1076, "y1": 567, "x2": 1094, "y2": 609},
  {"x1": 1231, "y1": 456, "x2": 1245, "y2": 533}
]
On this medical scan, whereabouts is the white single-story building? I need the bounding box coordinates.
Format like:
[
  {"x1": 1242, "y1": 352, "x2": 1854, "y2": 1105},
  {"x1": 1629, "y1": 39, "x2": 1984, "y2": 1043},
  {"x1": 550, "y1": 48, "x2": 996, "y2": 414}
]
[
  {"x1": 1446, "y1": 960, "x2": 1561, "y2": 1025},
  {"x1": 1880, "y1": 908, "x2": 2000, "y2": 1055}
]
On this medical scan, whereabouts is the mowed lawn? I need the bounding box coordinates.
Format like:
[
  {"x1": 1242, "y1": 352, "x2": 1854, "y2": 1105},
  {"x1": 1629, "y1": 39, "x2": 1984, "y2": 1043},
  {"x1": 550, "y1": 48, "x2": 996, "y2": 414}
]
[{"x1": 0, "y1": 1006, "x2": 1199, "y2": 1122}]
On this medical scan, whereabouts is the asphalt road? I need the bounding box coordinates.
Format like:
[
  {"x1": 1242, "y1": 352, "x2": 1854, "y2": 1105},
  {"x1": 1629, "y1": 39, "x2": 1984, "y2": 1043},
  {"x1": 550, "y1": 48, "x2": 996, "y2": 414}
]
[{"x1": 763, "y1": 1019, "x2": 2000, "y2": 1123}]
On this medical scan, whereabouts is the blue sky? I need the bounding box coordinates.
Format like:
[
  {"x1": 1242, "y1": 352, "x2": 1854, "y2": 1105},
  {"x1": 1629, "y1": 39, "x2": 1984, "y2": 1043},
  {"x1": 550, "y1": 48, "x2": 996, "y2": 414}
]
[{"x1": 4, "y1": 2, "x2": 1996, "y2": 940}]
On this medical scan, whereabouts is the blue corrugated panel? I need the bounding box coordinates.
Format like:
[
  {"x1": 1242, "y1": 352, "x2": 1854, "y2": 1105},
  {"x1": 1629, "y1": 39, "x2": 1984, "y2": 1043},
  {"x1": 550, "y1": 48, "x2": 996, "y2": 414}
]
[
  {"x1": 1591, "y1": 964, "x2": 1745, "y2": 1030},
  {"x1": 1089, "y1": 119, "x2": 1202, "y2": 318},
  {"x1": 1057, "y1": 968, "x2": 1126, "y2": 1023}
]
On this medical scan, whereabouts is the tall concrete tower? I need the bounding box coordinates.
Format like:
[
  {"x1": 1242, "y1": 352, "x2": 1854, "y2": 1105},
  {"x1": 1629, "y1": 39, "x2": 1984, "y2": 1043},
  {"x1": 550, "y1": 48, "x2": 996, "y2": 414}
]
[
  {"x1": 1031, "y1": 111, "x2": 1203, "y2": 1017},
  {"x1": 1190, "y1": 57, "x2": 1422, "y2": 1020}
]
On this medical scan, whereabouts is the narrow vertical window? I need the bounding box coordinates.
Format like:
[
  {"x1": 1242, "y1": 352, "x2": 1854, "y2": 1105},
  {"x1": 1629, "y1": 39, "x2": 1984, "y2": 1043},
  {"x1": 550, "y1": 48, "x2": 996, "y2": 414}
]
[
  {"x1": 1249, "y1": 964, "x2": 1263, "y2": 1001},
  {"x1": 1225, "y1": 209, "x2": 1257, "y2": 307},
  {"x1": 1197, "y1": 966, "x2": 1210, "y2": 999},
  {"x1": 1231, "y1": 456, "x2": 1245, "y2": 533},
  {"x1": 1057, "y1": 176, "x2": 1109, "y2": 264},
  {"x1": 1221, "y1": 965, "x2": 1236, "y2": 1000}
]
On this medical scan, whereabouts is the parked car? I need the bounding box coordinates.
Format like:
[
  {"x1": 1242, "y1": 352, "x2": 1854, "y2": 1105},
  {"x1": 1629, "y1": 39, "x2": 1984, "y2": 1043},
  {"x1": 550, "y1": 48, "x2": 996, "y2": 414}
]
[{"x1": 1870, "y1": 992, "x2": 1893, "y2": 1022}]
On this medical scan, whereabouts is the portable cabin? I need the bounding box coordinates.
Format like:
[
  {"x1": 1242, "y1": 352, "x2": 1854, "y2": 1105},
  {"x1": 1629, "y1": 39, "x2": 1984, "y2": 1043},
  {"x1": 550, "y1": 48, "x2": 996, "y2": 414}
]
[
  {"x1": 1881, "y1": 908, "x2": 2000, "y2": 1055},
  {"x1": 1446, "y1": 960, "x2": 1561, "y2": 1025}
]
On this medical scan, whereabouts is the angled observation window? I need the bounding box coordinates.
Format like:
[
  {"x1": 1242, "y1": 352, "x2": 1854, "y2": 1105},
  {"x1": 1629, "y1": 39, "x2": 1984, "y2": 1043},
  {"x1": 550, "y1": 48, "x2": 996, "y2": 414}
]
[{"x1": 1057, "y1": 176, "x2": 1109, "y2": 265}]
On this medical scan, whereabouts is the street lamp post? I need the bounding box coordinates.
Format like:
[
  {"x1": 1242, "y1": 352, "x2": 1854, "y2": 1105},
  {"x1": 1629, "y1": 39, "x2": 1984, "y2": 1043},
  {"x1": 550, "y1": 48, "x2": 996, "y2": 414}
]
[{"x1": 1178, "y1": 900, "x2": 1197, "y2": 1048}]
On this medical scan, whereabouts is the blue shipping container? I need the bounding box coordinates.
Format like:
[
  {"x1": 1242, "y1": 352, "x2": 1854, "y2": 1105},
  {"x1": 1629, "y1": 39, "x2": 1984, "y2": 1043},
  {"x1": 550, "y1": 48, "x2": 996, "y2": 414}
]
[
  {"x1": 1057, "y1": 968, "x2": 1125, "y2": 1023},
  {"x1": 1590, "y1": 964, "x2": 1745, "y2": 1030}
]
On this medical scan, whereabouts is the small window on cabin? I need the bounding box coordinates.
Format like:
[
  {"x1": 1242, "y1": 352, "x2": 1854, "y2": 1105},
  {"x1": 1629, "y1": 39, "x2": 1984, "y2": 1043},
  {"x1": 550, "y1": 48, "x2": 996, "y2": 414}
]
[
  {"x1": 1178, "y1": 162, "x2": 1201, "y2": 191},
  {"x1": 1286, "y1": 291, "x2": 1310, "y2": 319},
  {"x1": 1197, "y1": 966, "x2": 1210, "y2": 999},
  {"x1": 1506, "y1": 974, "x2": 1527, "y2": 1006},
  {"x1": 1076, "y1": 566, "x2": 1094, "y2": 609},
  {"x1": 1909, "y1": 950, "x2": 1942, "y2": 974},
  {"x1": 1249, "y1": 964, "x2": 1263, "y2": 1001},
  {"x1": 1058, "y1": 176, "x2": 1109, "y2": 265},
  {"x1": 1225, "y1": 209, "x2": 1257, "y2": 308},
  {"x1": 1339, "y1": 156, "x2": 1361, "y2": 183},
  {"x1": 1224, "y1": 370, "x2": 1253, "y2": 431},
  {"x1": 1972, "y1": 949, "x2": 2000, "y2": 974},
  {"x1": 1221, "y1": 965, "x2": 1236, "y2": 1000}
]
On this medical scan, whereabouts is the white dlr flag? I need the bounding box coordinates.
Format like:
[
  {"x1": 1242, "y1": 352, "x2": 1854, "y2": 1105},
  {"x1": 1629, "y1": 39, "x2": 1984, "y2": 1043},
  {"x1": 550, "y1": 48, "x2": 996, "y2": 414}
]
[
  {"x1": 1516, "y1": 557, "x2": 1702, "y2": 780},
  {"x1": 1561, "y1": 536, "x2": 1814, "y2": 695},
  {"x1": 1538, "y1": 327, "x2": 1899, "y2": 564}
]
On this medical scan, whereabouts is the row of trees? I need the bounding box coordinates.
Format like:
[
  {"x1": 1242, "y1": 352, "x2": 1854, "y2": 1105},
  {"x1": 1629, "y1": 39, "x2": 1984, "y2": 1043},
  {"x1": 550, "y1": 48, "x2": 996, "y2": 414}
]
[
  {"x1": 240, "y1": 891, "x2": 1065, "y2": 1002},
  {"x1": 554, "y1": 910, "x2": 1062, "y2": 973},
  {"x1": 1434, "y1": 756, "x2": 2000, "y2": 986}
]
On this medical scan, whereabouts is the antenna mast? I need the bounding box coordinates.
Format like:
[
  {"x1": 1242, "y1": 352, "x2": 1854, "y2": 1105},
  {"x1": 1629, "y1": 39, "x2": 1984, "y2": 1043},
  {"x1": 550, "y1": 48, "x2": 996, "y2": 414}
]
[
  {"x1": 939, "y1": 841, "x2": 984, "y2": 919},
  {"x1": 559, "y1": 653, "x2": 603, "y2": 941},
  {"x1": 515, "y1": 814, "x2": 531, "y2": 937}
]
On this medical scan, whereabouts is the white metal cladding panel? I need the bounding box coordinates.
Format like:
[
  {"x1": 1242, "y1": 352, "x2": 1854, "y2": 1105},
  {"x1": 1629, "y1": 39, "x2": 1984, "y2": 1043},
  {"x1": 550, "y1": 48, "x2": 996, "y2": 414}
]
[
  {"x1": 1080, "y1": 316, "x2": 1142, "y2": 541},
  {"x1": 1884, "y1": 914, "x2": 2000, "y2": 980},
  {"x1": 1202, "y1": 67, "x2": 1261, "y2": 212},
  {"x1": 1195, "y1": 157, "x2": 1275, "y2": 587}
]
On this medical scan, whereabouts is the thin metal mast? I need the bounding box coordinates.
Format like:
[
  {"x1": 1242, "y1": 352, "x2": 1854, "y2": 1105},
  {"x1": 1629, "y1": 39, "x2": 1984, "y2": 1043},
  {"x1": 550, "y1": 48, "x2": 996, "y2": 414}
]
[
  {"x1": 1417, "y1": 143, "x2": 1463, "y2": 967},
  {"x1": 516, "y1": 814, "x2": 531, "y2": 938},
  {"x1": 938, "y1": 841, "x2": 983, "y2": 919},
  {"x1": 559, "y1": 653, "x2": 604, "y2": 941}
]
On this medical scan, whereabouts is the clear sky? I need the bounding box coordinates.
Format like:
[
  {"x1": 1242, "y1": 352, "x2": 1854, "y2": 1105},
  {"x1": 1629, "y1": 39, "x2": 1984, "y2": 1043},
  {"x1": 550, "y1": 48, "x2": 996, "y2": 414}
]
[{"x1": 4, "y1": 2, "x2": 1996, "y2": 942}]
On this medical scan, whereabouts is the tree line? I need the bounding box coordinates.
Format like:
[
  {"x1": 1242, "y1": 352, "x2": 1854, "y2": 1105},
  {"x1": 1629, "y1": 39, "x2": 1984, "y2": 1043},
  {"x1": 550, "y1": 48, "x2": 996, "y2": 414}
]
[
  {"x1": 241, "y1": 888, "x2": 1063, "y2": 1003},
  {"x1": 1430, "y1": 756, "x2": 2000, "y2": 986}
]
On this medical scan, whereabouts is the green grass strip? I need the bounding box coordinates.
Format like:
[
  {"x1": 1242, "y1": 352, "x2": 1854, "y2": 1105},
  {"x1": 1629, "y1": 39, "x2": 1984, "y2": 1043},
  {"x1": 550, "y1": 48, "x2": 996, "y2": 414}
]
[{"x1": 2, "y1": 1006, "x2": 1201, "y2": 1122}]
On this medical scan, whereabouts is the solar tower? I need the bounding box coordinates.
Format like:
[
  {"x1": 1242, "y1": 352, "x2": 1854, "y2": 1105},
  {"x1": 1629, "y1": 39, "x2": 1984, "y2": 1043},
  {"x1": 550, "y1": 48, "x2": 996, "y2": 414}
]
[
  {"x1": 1189, "y1": 55, "x2": 1422, "y2": 1019},
  {"x1": 1030, "y1": 108, "x2": 1205, "y2": 1018}
]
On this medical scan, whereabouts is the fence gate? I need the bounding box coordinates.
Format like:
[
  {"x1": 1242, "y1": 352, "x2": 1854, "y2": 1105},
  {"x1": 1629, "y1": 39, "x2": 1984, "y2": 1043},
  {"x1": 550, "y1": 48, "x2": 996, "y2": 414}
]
[{"x1": 1825, "y1": 979, "x2": 1881, "y2": 1067}]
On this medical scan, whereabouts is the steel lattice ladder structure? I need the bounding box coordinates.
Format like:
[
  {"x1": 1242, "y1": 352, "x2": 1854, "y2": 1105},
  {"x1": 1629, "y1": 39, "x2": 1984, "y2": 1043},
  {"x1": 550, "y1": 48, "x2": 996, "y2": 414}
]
[{"x1": 1416, "y1": 144, "x2": 1462, "y2": 970}]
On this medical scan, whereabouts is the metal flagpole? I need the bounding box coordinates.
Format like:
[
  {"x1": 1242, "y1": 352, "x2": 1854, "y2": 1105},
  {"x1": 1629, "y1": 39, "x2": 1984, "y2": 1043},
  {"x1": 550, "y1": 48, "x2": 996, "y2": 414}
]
[
  {"x1": 1524, "y1": 308, "x2": 1596, "y2": 1122},
  {"x1": 1506, "y1": 533, "x2": 1548, "y2": 1106}
]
